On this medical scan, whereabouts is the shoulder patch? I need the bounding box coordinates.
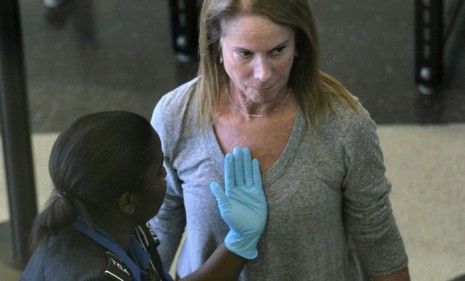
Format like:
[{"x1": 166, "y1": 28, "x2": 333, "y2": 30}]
[{"x1": 104, "y1": 251, "x2": 133, "y2": 281}]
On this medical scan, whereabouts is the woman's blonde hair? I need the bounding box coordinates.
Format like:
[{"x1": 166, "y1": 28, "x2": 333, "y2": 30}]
[{"x1": 194, "y1": 0, "x2": 360, "y2": 131}]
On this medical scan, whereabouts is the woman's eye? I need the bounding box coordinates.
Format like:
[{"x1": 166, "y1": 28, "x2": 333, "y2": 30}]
[
  {"x1": 271, "y1": 46, "x2": 286, "y2": 56},
  {"x1": 237, "y1": 50, "x2": 252, "y2": 58},
  {"x1": 160, "y1": 167, "x2": 167, "y2": 178}
]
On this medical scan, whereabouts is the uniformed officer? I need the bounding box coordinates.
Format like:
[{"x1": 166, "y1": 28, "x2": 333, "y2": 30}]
[{"x1": 20, "y1": 111, "x2": 267, "y2": 281}]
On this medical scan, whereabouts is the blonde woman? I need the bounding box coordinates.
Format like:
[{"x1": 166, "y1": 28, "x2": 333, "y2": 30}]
[{"x1": 149, "y1": 0, "x2": 410, "y2": 280}]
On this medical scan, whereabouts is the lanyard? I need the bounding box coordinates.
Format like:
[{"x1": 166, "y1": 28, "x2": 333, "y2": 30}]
[{"x1": 73, "y1": 216, "x2": 150, "y2": 281}]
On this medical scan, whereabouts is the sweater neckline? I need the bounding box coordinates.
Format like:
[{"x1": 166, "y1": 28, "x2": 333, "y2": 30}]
[{"x1": 204, "y1": 107, "x2": 305, "y2": 186}]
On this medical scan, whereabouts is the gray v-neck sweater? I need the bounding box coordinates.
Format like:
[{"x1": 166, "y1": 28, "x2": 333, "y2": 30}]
[{"x1": 148, "y1": 78, "x2": 408, "y2": 280}]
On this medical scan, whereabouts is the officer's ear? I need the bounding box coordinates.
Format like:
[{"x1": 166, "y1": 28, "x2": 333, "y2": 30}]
[{"x1": 118, "y1": 192, "x2": 138, "y2": 215}]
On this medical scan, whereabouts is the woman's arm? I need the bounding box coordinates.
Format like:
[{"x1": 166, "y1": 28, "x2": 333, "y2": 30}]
[
  {"x1": 149, "y1": 93, "x2": 188, "y2": 267},
  {"x1": 181, "y1": 245, "x2": 246, "y2": 281},
  {"x1": 342, "y1": 110, "x2": 410, "y2": 278},
  {"x1": 373, "y1": 267, "x2": 410, "y2": 281},
  {"x1": 148, "y1": 161, "x2": 186, "y2": 267}
]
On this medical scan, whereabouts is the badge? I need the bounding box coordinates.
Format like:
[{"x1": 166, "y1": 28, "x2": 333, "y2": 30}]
[{"x1": 104, "y1": 251, "x2": 133, "y2": 281}]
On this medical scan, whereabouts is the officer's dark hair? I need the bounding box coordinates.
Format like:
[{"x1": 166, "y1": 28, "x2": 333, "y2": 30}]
[{"x1": 30, "y1": 111, "x2": 162, "y2": 250}]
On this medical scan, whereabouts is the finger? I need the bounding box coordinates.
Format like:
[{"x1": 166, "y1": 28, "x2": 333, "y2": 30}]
[
  {"x1": 224, "y1": 153, "x2": 234, "y2": 195},
  {"x1": 233, "y1": 147, "x2": 244, "y2": 186},
  {"x1": 252, "y1": 158, "x2": 262, "y2": 188},
  {"x1": 242, "y1": 147, "x2": 253, "y2": 188},
  {"x1": 210, "y1": 182, "x2": 228, "y2": 211}
]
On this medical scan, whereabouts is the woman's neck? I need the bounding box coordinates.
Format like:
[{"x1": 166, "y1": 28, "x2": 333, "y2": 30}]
[
  {"x1": 93, "y1": 213, "x2": 134, "y2": 251},
  {"x1": 226, "y1": 85, "x2": 292, "y2": 118}
]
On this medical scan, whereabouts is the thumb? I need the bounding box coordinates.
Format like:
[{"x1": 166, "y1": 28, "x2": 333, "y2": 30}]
[{"x1": 210, "y1": 182, "x2": 228, "y2": 212}]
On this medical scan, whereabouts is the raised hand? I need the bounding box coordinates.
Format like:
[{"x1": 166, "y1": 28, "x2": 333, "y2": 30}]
[{"x1": 210, "y1": 147, "x2": 267, "y2": 259}]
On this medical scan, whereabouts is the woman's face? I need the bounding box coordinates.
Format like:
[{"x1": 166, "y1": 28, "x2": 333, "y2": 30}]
[
  {"x1": 219, "y1": 14, "x2": 296, "y2": 103},
  {"x1": 134, "y1": 146, "x2": 167, "y2": 225}
]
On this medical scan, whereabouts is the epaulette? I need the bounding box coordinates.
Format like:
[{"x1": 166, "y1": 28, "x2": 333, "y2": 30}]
[
  {"x1": 135, "y1": 225, "x2": 160, "y2": 249},
  {"x1": 135, "y1": 225, "x2": 169, "y2": 281},
  {"x1": 103, "y1": 251, "x2": 134, "y2": 281}
]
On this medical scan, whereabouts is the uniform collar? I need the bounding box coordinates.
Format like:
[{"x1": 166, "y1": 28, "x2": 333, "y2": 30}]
[{"x1": 73, "y1": 216, "x2": 151, "y2": 281}]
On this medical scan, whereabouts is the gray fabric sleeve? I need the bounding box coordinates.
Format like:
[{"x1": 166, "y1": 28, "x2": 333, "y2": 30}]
[
  {"x1": 148, "y1": 95, "x2": 186, "y2": 268},
  {"x1": 341, "y1": 110, "x2": 408, "y2": 276}
]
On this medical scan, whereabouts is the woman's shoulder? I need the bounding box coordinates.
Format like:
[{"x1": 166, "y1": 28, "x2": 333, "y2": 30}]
[
  {"x1": 317, "y1": 71, "x2": 371, "y2": 128},
  {"x1": 154, "y1": 77, "x2": 199, "y2": 115},
  {"x1": 317, "y1": 93, "x2": 376, "y2": 141},
  {"x1": 60, "y1": 229, "x2": 136, "y2": 280},
  {"x1": 21, "y1": 228, "x2": 131, "y2": 281},
  {"x1": 151, "y1": 78, "x2": 199, "y2": 145}
]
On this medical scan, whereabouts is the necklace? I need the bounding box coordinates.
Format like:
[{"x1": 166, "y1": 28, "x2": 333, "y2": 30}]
[{"x1": 226, "y1": 87, "x2": 291, "y2": 118}]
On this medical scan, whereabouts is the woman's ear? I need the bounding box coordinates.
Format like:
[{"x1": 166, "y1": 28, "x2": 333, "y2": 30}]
[
  {"x1": 118, "y1": 192, "x2": 138, "y2": 215},
  {"x1": 218, "y1": 47, "x2": 223, "y2": 64}
]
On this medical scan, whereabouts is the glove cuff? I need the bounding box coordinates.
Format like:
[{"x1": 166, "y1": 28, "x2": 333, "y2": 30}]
[{"x1": 224, "y1": 231, "x2": 259, "y2": 260}]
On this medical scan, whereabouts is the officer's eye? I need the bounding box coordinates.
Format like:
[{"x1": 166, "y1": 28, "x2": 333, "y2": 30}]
[{"x1": 160, "y1": 166, "x2": 166, "y2": 178}]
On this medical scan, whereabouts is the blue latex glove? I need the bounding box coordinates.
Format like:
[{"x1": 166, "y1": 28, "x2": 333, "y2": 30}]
[{"x1": 210, "y1": 147, "x2": 267, "y2": 259}]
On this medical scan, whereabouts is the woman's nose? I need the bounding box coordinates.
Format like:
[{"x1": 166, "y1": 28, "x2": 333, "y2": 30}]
[{"x1": 253, "y1": 56, "x2": 272, "y2": 83}]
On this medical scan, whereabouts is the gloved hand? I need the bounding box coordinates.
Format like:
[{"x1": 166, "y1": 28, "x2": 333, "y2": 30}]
[{"x1": 210, "y1": 147, "x2": 267, "y2": 259}]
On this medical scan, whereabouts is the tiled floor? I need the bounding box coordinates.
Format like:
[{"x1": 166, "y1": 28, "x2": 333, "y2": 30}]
[{"x1": 1, "y1": 0, "x2": 465, "y2": 280}]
